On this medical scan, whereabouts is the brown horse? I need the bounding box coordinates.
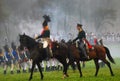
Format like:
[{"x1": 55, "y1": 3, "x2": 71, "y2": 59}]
[
  {"x1": 51, "y1": 41, "x2": 70, "y2": 77},
  {"x1": 67, "y1": 41, "x2": 115, "y2": 77}
]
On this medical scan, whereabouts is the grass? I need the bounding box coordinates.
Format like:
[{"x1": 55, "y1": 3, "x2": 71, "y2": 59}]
[{"x1": 0, "y1": 58, "x2": 120, "y2": 81}]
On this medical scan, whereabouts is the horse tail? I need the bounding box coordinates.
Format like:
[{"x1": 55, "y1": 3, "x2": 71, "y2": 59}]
[{"x1": 104, "y1": 46, "x2": 115, "y2": 64}]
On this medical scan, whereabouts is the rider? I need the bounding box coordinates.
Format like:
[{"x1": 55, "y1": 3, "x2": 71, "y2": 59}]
[
  {"x1": 37, "y1": 15, "x2": 50, "y2": 40},
  {"x1": 35, "y1": 15, "x2": 52, "y2": 58},
  {"x1": 73, "y1": 23, "x2": 89, "y2": 59}
]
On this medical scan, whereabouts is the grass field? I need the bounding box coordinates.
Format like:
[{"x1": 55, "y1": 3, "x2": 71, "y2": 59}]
[{"x1": 0, "y1": 58, "x2": 120, "y2": 81}]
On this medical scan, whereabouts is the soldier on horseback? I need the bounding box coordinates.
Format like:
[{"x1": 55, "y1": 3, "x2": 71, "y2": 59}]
[
  {"x1": 35, "y1": 15, "x2": 52, "y2": 58},
  {"x1": 73, "y1": 23, "x2": 91, "y2": 59}
]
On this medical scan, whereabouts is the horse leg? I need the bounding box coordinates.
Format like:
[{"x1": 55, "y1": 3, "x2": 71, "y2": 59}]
[
  {"x1": 29, "y1": 61, "x2": 35, "y2": 81},
  {"x1": 102, "y1": 59, "x2": 114, "y2": 76},
  {"x1": 94, "y1": 59, "x2": 99, "y2": 76},
  {"x1": 56, "y1": 57, "x2": 68, "y2": 78},
  {"x1": 76, "y1": 60, "x2": 82, "y2": 77},
  {"x1": 63, "y1": 63, "x2": 69, "y2": 78},
  {"x1": 36, "y1": 62, "x2": 44, "y2": 80}
]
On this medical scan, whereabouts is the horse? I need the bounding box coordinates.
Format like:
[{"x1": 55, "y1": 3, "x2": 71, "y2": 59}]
[
  {"x1": 51, "y1": 41, "x2": 71, "y2": 77},
  {"x1": 19, "y1": 34, "x2": 69, "y2": 81},
  {"x1": 66, "y1": 41, "x2": 115, "y2": 77}
]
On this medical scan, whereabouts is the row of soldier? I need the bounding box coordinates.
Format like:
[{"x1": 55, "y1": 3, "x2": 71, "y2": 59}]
[{"x1": 0, "y1": 42, "x2": 63, "y2": 74}]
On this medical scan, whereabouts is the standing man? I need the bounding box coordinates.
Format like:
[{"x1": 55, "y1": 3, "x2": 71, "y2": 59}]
[{"x1": 73, "y1": 23, "x2": 89, "y2": 59}]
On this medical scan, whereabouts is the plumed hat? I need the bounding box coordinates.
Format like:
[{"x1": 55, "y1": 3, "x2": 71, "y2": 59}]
[
  {"x1": 43, "y1": 15, "x2": 51, "y2": 22},
  {"x1": 42, "y1": 15, "x2": 51, "y2": 27}
]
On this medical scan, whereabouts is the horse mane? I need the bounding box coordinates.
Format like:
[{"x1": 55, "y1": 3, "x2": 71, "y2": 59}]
[{"x1": 23, "y1": 34, "x2": 39, "y2": 49}]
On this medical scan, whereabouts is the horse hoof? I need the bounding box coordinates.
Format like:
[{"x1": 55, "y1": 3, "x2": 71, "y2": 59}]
[
  {"x1": 66, "y1": 74, "x2": 69, "y2": 77},
  {"x1": 94, "y1": 74, "x2": 98, "y2": 77},
  {"x1": 28, "y1": 79, "x2": 31, "y2": 81},
  {"x1": 41, "y1": 75, "x2": 44, "y2": 80},
  {"x1": 111, "y1": 74, "x2": 114, "y2": 76},
  {"x1": 29, "y1": 77, "x2": 32, "y2": 81},
  {"x1": 41, "y1": 77, "x2": 43, "y2": 80},
  {"x1": 80, "y1": 75, "x2": 82, "y2": 77},
  {"x1": 62, "y1": 74, "x2": 67, "y2": 79}
]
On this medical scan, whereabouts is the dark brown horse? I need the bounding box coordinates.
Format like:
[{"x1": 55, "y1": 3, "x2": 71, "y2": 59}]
[
  {"x1": 66, "y1": 41, "x2": 115, "y2": 77},
  {"x1": 51, "y1": 41, "x2": 81, "y2": 78},
  {"x1": 19, "y1": 34, "x2": 69, "y2": 81}
]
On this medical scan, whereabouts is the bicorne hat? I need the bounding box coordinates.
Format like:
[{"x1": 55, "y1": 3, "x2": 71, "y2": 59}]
[{"x1": 77, "y1": 23, "x2": 82, "y2": 27}]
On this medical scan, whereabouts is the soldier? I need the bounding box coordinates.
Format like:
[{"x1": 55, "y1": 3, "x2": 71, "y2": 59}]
[
  {"x1": 3, "y1": 44, "x2": 13, "y2": 74},
  {"x1": 0, "y1": 48, "x2": 4, "y2": 66},
  {"x1": 11, "y1": 42, "x2": 21, "y2": 73},
  {"x1": 35, "y1": 15, "x2": 52, "y2": 58},
  {"x1": 73, "y1": 24, "x2": 90, "y2": 59}
]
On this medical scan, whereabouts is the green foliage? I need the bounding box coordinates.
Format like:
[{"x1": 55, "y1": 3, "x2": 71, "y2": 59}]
[{"x1": 0, "y1": 58, "x2": 120, "y2": 81}]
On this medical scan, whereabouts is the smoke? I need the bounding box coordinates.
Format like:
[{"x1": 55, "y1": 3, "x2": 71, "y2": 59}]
[{"x1": 0, "y1": 0, "x2": 119, "y2": 44}]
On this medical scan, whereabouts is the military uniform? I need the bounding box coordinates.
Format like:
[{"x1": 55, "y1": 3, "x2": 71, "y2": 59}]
[
  {"x1": 73, "y1": 24, "x2": 88, "y2": 59},
  {"x1": 36, "y1": 15, "x2": 52, "y2": 58},
  {"x1": 0, "y1": 48, "x2": 4, "y2": 65}
]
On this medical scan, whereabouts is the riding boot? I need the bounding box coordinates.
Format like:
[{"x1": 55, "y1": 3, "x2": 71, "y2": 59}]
[
  {"x1": 45, "y1": 48, "x2": 50, "y2": 60},
  {"x1": 79, "y1": 42, "x2": 89, "y2": 59},
  {"x1": 82, "y1": 47, "x2": 89, "y2": 59}
]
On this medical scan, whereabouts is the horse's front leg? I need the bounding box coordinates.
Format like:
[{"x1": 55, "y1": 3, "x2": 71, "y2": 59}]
[
  {"x1": 62, "y1": 62, "x2": 69, "y2": 78},
  {"x1": 76, "y1": 60, "x2": 82, "y2": 77},
  {"x1": 56, "y1": 57, "x2": 69, "y2": 78},
  {"x1": 36, "y1": 62, "x2": 44, "y2": 80},
  {"x1": 94, "y1": 59, "x2": 99, "y2": 76},
  {"x1": 29, "y1": 61, "x2": 35, "y2": 81}
]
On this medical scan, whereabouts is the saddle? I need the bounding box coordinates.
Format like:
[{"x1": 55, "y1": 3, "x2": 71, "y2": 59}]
[
  {"x1": 38, "y1": 40, "x2": 53, "y2": 58},
  {"x1": 41, "y1": 40, "x2": 48, "y2": 48},
  {"x1": 84, "y1": 39, "x2": 94, "y2": 53},
  {"x1": 76, "y1": 41, "x2": 94, "y2": 59}
]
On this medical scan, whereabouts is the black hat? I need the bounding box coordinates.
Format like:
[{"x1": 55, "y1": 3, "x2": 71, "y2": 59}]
[
  {"x1": 42, "y1": 15, "x2": 51, "y2": 27},
  {"x1": 43, "y1": 15, "x2": 51, "y2": 22},
  {"x1": 77, "y1": 23, "x2": 82, "y2": 27},
  {"x1": 42, "y1": 20, "x2": 48, "y2": 27}
]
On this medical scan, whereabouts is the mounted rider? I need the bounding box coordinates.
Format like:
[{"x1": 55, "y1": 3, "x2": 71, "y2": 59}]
[
  {"x1": 35, "y1": 15, "x2": 52, "y2": 58},
  {"x1": 73, "y1": 23, "x2": 92, "y2": 59}
]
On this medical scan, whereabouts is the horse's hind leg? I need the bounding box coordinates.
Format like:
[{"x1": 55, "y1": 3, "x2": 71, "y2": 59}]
[
  {"x1": 94, "y1": 59, "x2": 100, "y2": 76},
  {"x1": 29, "y1": 61, "x2": 35, "y2": 81},
  {"x1": 36, "y1": 62, "x2": 44, "y2": 80},
  {"x1": 102, "y1": 59, "x2": 114, "y2": 76}
]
